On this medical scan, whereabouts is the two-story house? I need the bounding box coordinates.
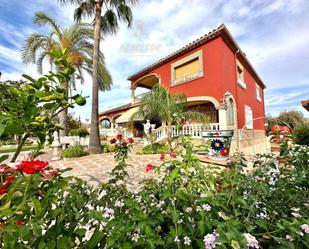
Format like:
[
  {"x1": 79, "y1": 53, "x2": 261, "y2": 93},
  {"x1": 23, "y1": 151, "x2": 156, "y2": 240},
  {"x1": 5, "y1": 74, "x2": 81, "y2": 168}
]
[{"x1": 99, "y1": 24, "x2": 267, "y2": 154}]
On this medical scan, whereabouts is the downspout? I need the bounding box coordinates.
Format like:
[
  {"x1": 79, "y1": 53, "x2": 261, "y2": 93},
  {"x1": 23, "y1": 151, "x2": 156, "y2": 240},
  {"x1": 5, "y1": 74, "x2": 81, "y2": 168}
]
[{"x1": 234, "y1": 49, "x2": 241, "y2": 151}]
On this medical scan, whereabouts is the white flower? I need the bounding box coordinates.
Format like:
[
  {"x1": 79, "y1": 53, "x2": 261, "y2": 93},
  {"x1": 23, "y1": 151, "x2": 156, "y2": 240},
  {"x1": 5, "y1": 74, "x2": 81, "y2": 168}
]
[
  {"x1": 174, "y1": 236, "x2": 180, "y2": 244},
  {"x1": 184, "y1": 236, "x2": 191, "y2": 245},
  {"x1": 103, "y1": 207, "x2": 115, "y2": 219},
  {"x1": 131, "y1": 233, "x2": 140, "y2": 242},
  {"x1": 243, "y1": 233, "x2": 259, "y2": 248},
  {"x1": 200, "y1": 193, "x2": 208, "y2": 198},
  {"x1": 196, "y1": 206, "x2": 202, "y2": 212},
  {"x1": 186, "y1": 207, "x2": 193, "y2": 213},
  {"x1": 291, "y1": 207, "x2": 300, "y2": 212},
  {"x1": 98, "y1": 190, "x2": 107, "y2": 199},
  {"x1": 285, "y1": 235, "x2": 294, "y2": 241},
  {"x1": 115, "y1": 200, "x2": 124, "y2": 208},
  {"x1": 291, "y1": 212, "x2": 301, "y2": 218},
  {"x1": 202, "y1": 204, "x2": 211, "y2": 211},
  {"x1": 301, "y1": 224, "x2": 309, "y2": 234},
  {"x1": 218, "y1": 211, "x2": 229, "y2": 220}
]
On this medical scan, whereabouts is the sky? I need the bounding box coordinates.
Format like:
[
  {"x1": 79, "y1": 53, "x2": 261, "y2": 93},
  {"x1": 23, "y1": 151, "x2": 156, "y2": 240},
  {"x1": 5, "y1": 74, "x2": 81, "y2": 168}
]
[{"x1": 0, "y1": 0, "x2": 308, "y2": 122}]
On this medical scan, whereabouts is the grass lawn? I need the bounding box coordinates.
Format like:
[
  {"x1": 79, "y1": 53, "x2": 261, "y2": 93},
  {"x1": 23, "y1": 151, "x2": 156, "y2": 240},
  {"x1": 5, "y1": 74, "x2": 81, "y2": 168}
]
[{"x1": 0, "y1": 145, "x2": 37, "y2": 154}]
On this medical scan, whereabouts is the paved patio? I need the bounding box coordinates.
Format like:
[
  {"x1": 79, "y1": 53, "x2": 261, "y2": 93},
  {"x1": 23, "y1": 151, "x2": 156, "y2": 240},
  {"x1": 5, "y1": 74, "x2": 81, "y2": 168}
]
[{"x1": 50, "y1": 152, "x2": 162, "y2": 191}]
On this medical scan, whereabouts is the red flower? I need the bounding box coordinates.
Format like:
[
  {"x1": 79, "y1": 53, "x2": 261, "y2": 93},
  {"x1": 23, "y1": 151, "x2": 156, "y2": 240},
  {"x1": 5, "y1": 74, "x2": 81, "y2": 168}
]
[
  {"x1": 17, "y1": 160, "x2": 49, "y2": 174},
  {"x1": 110, "y1": 138, "x2": 117, "y2": 144},
  {"x1": 0, "y1": 165, "x2": 14, "y2": 173},
  {"x1": 0, "y1": 187, "x2": 8, "y2": 195},
  {"x1": 160, "y1": 153, "x2": 165, "y2": 161},
  {"x1": 220, "y1": 148, "x2": 229, "y2": 157},
  {"x1": 170, "y1": 152, "x2": 177, "y2": 158},
  {"x1": 127, "y1": 137, "x2": 134, "y2": 144},
  {"x1": 16, "y1": 220, "x2": 23, "y2": 226},
  {"x1": 116, "y1": 134, "x2": 123, "y2": 140},
  {"x1": 145, "y1": 163, "x2": 154, "y2": 172},
  {"x1": 41, "y1": 170, "x2": 58, "y2": 179},
  {"x1": 2, "y1": 175, "x2": 16, "y2": 187}
]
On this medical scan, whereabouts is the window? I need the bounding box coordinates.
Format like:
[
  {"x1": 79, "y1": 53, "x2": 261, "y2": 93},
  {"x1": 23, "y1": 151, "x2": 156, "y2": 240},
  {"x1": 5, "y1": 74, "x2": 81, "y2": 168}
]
[
  {"x1": 245, "y1": 105, "x2": 253, "y2": 129},
  {"x1": 171, "y1": 50, "x2": 203, "y2": 85},
  {"x1": 256, "y1": 84, "x2": 261, "y2": 101},
  {"x1": 174, "y1": 59, "x2": 199, "y2": 83},
  {"x1": 101, "y1": 119, "x2": 111, "y2": 129},
  {"x1": 236, "y1": 60, "x2": 246, "y2": 89},
  {"x1": 226, "y1": 98, "x2": 234, "y2": 126}
]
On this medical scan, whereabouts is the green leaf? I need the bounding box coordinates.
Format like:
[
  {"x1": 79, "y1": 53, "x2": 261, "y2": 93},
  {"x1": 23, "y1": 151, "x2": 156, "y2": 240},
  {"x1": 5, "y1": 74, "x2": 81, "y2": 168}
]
[
  {"x1": 22, "y1": 74, "x2": 36, "y2": 83},
  {"x1": 33, "y1": 198, "x2": 42, "y2": 217},
  {"x1": 86, "y1": 230, "x2": 104, "y2": 249},
  {"x1": 0, "y1": 154, "x2": 9, "y2": 163},
  {"x1": 0, "y1": 201, "x2": 11, "y2": 211}
]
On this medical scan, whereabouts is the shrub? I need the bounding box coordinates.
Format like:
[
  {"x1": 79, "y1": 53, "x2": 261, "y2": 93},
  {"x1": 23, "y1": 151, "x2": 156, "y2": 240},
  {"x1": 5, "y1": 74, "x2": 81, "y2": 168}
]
[
  {"x1": 102, "y1": 143, "x2": 116, "y2": 153},
  {"x1": 68, "y1": 128, "x2": 89, "y2": 137},
  {"x1": 63, "y1": 145, "x2": 87, "y2": 158},
  {"x1": 294, "y1": 123, "x2": 309, "y2": 145},
  {"x1": 138, "y1": 143, "x2": 168, "y2": 154}
]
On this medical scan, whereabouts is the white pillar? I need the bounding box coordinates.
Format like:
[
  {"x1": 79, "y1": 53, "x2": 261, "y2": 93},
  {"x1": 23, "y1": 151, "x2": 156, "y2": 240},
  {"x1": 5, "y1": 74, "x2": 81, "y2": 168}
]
[
  {"x1": 131, "y1": 88, "x2": 136, "y2": 104},
  {"x1": 218, "y1": 108, "x2": 227, "y2": 130}
]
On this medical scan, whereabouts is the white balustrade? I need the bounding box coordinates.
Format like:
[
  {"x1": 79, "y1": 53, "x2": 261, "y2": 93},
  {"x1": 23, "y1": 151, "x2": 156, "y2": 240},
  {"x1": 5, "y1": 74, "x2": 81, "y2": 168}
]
[{"x1": 152, "y1": 123, "x2": 220, "y2": 142}]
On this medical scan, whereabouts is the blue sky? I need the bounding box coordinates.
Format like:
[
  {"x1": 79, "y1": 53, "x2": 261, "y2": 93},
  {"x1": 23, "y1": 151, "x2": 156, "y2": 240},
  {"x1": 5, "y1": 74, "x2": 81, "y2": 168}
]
[{"x1": 0, "y1": 0, "x2": 308, "y2": 122}]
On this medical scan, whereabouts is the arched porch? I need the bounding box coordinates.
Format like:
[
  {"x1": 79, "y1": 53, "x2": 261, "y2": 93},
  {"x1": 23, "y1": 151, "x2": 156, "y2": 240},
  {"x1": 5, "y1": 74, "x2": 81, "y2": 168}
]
[{"x1": 131, "y1": 73, "x2": 160, "y2": 104}]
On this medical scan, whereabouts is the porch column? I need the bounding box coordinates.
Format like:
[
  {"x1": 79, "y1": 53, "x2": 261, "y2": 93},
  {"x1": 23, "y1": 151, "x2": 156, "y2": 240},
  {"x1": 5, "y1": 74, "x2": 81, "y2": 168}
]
[
  {"x1": 111, "y1": 122, "x2": 114, "y2": 136},
  {"x1": 131, "y1": 88, "x2": 136, "y2": 105},
  {"x1": 218, "y1": 108, "x2": 227, "y2": 130}
]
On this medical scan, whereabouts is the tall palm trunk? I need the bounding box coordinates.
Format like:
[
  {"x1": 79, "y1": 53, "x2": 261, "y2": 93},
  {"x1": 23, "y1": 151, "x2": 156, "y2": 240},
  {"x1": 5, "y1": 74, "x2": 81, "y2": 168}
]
[
  {"x1": 89, "y1": 0, "x2": 103, "y2": 154},
  {"x1": 59, "y1": 81, "x2": 68, "y2": 137}
]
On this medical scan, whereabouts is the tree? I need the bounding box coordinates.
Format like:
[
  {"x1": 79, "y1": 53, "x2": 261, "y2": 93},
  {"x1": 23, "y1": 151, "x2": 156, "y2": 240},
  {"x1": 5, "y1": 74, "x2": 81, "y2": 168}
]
[
  {"x1": 21, "y1": 11, "x2": 112, "y2": 137},
  {"x1": 0, "y1": 49, "x2": 86, "y2": 162},
  {"x1": 58, "y1": 0, "x2": 137, "y2": 153},
  {"x1": 266, "y1": 110, "x2": 307, "y2": 135},
  {"x1": 136, "y1": 84, "x2": 208, "y2": 151}
]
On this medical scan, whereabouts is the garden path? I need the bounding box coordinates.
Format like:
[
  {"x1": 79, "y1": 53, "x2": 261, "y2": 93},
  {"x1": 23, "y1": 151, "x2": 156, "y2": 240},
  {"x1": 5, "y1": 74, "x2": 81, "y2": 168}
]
[{"x1": 50, "y1": 153, "x2": 161, "y2": 191}]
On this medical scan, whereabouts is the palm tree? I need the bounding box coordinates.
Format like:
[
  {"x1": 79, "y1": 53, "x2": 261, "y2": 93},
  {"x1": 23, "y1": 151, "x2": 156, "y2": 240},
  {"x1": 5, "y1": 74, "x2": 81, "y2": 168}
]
[
  {"x1": 21, "y1": 11, "x2": 112, "y2": 136},
  {"x1": 58, "y1": 0, "x2": 138, "y2": 153},
  {"x1": 137, "y1": 84, "x2": 209, "y2": 151}
]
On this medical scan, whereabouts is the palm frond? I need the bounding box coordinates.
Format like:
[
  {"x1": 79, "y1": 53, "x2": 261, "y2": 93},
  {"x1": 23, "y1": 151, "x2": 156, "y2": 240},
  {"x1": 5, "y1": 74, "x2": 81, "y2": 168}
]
[
  {"x1": 74, "y1": 1, "x2": 96, "y2": 23},
  {"x1": 117, "y1": 3, "x2": 133, "y2": 27},
  {"x1": 100, "y1": 9, "x2": 119, "y2": 35},
  {"x1": 33, "y1": 12, "x2": 62, "y2": 38}
]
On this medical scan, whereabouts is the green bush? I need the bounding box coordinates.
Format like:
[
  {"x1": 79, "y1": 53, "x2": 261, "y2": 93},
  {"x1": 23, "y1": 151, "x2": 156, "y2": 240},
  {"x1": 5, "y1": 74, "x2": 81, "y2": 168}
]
[
  {"x1": 294, "y1": 123, "x2": 309, "y2": 145},
  {"x1": 68, "y1": 128, "x2": 89, "y2": 137},
  {"x1": 102, "y1": 143, "x2": 116, "y2": 153},
  {"x1": 63, "y1": 145, "x2": 87, "y2": 158},
  {"x1": 138, "y1": 143, "x2": 168, "y2": 154}
]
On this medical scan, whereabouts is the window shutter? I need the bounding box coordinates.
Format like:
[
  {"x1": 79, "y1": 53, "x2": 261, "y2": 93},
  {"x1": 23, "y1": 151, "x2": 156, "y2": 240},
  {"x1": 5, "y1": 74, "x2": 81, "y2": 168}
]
[{"x1": 245, "y1": 106, "x2": 253, "y2": 129}]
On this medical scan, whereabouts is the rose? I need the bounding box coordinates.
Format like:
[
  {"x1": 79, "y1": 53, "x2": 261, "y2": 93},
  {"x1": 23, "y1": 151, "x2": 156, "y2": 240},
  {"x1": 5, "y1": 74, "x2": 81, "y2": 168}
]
[
  {"x1": 127, "y1": 137, "x2": 134, "y2": 144},
  {"x1": 110, "y1": 138, "x2": 117, "y2": 144},
  {"x1": 17, "y1": 160, "x2": 49, "y2": 174},
  {"x1": 117, "y1": 134, "x2": 123, "y2": 140},
  {"x1": 145, "y1": 163, "x2": 154, "y2": 172}
]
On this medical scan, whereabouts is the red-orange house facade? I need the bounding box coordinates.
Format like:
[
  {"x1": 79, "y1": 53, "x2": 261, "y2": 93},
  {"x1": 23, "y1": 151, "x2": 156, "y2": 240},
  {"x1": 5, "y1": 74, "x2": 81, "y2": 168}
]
[{"x1": 99, "y1": 24, "x2": 267, "y2": 153}]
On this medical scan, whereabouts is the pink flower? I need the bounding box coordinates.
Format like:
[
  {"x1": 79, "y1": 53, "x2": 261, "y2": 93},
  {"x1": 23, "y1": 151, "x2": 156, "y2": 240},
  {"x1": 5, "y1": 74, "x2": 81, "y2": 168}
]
[
  {"x1": 301, "y1": 224, "x2": 309, "y2": 234},
  {"x1": 170, "y1": 152, "x2": 177, "y2": 158},
  {"x1": 0, "y1": 165, "x2": 14, "y2": 173},
  {"x1": 243, "y1": 233, "x2": 259, "y2": 248},
  {"x1": 41, "y1": 170, "x2": 58, "y2": 179},
  {"x1": 145, "y1": 163, "x2": 154, "y2": 172},
  {"x1": 204, "y1": 230, "x2": 220, "y2": 249}
]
